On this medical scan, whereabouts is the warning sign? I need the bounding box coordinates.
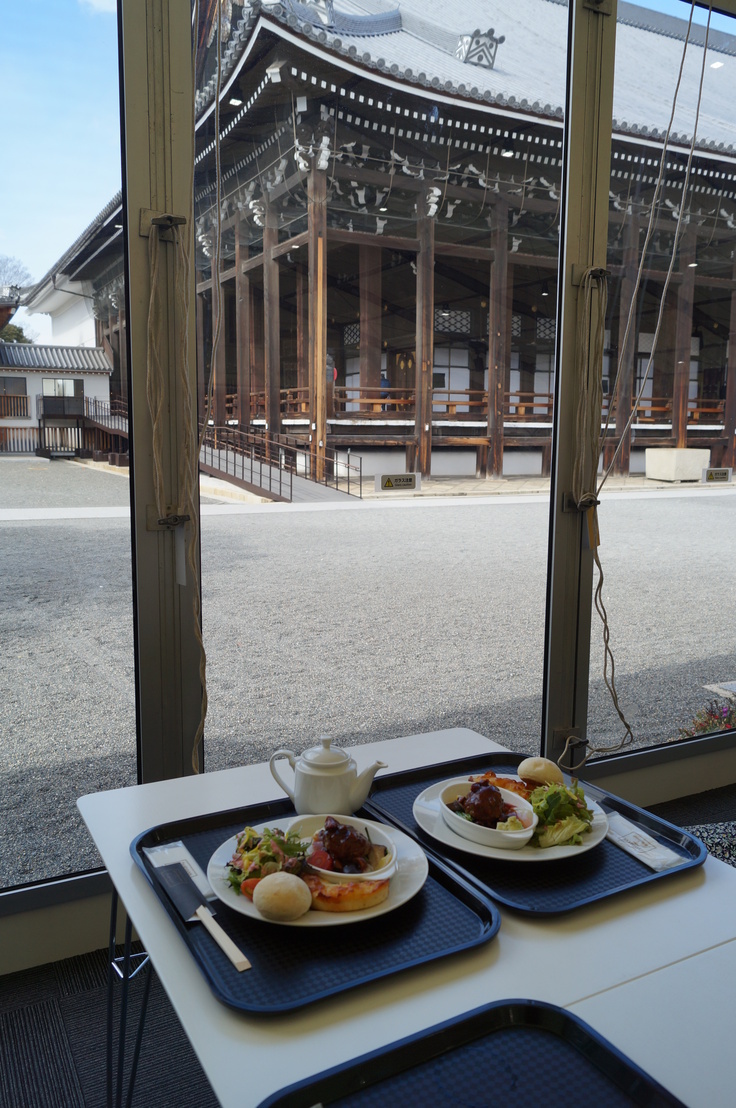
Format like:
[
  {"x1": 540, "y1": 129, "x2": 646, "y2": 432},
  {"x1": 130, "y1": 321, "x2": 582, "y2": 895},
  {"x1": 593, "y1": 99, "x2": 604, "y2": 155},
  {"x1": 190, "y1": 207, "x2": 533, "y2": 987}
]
[
  {"x1": 702, "y1": 467, "x2": 732, "y2": 484},
  {"x1": 375, "y1": 473, "x2": 420, "y2": 492}
]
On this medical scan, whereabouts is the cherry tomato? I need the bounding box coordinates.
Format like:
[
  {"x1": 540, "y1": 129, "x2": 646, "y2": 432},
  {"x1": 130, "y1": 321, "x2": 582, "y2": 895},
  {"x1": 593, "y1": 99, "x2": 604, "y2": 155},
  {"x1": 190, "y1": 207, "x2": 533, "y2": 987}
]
[{"x1": 239, "y1": 877, "x2": 261, "y2": 899}]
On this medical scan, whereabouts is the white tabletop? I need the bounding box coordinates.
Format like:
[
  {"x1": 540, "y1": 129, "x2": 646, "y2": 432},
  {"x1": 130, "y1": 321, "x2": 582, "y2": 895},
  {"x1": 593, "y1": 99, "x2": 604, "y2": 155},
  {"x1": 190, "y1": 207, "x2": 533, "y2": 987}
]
[{"x1": 78, "y1": 728, "x2": 736, "y2": 1107}]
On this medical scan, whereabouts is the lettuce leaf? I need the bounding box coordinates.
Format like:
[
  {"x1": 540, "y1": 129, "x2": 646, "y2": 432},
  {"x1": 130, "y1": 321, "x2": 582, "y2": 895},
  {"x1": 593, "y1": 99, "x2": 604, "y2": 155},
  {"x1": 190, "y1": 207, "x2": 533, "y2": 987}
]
[
  {"x1": 530, "y1": 782, "x2": 594, "y2": 848},
  {"x1": 535, "y1": 814, "x2": 592, "y2": 848}
]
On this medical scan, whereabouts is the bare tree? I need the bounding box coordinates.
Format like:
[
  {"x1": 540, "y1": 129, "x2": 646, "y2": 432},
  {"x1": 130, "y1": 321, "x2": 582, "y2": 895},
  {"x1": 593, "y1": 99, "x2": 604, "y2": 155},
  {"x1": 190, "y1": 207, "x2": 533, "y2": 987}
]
[{"x1": 0, "y1": 256, "x2": 33, "y2": 288}]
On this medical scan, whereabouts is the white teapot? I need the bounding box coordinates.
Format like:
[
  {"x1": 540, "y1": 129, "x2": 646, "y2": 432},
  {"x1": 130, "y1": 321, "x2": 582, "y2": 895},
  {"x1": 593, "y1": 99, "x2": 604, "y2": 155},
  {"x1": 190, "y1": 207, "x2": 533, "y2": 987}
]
[{"x1": 269, "y1": 736, "x2": 387, "y2": 815}]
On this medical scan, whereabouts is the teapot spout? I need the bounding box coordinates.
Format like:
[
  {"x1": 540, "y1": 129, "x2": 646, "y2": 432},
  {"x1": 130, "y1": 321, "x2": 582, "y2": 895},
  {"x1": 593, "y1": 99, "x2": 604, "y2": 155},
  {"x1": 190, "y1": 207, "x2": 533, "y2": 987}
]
[{"x1": 350, "y1": 760, "x2": 388, "y2": 810}]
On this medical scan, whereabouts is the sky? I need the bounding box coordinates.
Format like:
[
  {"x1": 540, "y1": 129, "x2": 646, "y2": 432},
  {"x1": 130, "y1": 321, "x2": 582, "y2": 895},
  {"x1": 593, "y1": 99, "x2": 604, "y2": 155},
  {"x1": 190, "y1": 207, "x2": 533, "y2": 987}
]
[
  {"x1": 1, "y1": 0, "x2": 120, "y2": 341},
  {"x1": 1, "y1": 0, "x2": 734, "y2": 342}
]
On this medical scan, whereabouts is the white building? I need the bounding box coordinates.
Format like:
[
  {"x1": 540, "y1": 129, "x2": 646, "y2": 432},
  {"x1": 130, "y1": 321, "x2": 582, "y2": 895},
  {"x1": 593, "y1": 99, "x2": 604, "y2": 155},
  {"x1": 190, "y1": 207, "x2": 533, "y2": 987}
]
[{"x1": 0, "y1": 341, "x2": 112, "y2": 456}]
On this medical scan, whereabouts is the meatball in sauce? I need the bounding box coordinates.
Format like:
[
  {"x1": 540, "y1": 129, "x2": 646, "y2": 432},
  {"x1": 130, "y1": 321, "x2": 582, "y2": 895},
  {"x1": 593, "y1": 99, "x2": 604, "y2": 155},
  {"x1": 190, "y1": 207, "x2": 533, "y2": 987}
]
[{"x1": 449, "y1": 782, "x2": 515, "y2": 828}]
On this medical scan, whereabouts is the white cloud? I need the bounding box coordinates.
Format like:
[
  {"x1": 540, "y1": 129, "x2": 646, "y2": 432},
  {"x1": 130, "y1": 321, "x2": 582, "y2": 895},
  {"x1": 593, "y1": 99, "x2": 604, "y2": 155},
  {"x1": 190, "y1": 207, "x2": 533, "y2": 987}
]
[{"x1": 79, "y1": 0, "x2": 117, "y2": 13}]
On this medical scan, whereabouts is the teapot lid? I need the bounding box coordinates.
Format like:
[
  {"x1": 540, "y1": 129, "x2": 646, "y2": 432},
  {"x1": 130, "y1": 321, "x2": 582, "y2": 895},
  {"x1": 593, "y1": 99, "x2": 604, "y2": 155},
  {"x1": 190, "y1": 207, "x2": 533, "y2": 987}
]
[{"x1": 301, "y1": 736, "x2": 350, "y2": 770}]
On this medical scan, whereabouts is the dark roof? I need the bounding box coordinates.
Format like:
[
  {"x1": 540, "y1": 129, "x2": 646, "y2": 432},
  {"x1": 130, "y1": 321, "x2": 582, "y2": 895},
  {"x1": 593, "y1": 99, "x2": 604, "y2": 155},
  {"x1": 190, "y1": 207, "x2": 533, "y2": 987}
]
[{"x1": 0, "y1": 343, "x2": 112, "y2": 374}]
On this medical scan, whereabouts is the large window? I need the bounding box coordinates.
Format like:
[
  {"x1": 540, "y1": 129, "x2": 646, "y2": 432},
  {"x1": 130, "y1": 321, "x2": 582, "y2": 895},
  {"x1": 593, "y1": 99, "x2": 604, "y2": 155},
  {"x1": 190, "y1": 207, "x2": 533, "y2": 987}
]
[
  {"x1": 3, "y1": 0, "x2": 736, "y2": 908},
  {"x1": 0, "y1": 2, "x2": 132, "y2": 893},
  {"x1": 585, "y1": 0, "x2": 736, "y2": 756}
]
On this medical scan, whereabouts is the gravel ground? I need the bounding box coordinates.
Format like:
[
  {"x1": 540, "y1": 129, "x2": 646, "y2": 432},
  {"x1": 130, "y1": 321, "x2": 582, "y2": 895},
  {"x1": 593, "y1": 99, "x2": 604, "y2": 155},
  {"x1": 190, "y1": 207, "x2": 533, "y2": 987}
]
[{"x1": 1, "y1": 458, "x2": 735, "y2": 887}]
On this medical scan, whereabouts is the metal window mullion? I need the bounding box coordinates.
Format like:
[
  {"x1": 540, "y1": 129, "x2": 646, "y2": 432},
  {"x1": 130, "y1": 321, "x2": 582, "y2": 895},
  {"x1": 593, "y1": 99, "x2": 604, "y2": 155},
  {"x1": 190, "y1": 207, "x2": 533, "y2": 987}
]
[
  {"x1": 120, "y1": 0, "x2": 202, "y2": 781},
  {"x1": 543, "y1": 0, "x2": 617, "y2": 765}
]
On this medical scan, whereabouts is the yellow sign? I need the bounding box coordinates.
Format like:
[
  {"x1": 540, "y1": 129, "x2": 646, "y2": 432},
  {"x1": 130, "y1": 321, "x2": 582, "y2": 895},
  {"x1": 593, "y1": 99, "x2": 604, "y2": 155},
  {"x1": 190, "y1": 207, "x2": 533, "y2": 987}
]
[
  {"x1": 378, "y1": 474, "x2": 418, "y2": 491},
  {"x1": 704, "y1": 468, "x2": 732, "y2": 484}
]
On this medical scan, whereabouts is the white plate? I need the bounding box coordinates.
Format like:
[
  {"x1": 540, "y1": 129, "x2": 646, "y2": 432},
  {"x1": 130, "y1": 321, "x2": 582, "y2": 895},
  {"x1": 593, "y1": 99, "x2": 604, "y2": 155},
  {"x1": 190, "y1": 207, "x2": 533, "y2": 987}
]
[
  {"x1": 207, "y1": 817, "x2": 428, "y2": 926},
  {"x1": 413, "y1": 777, "x2": 608, "y2": 862}
]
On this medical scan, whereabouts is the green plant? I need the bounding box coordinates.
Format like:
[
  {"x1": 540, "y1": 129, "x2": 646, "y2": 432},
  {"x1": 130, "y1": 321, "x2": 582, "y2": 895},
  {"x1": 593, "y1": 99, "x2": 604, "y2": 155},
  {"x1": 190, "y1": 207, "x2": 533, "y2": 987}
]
[{"x1": 678, "y1": 699, "x2": 736, "y2": 739}]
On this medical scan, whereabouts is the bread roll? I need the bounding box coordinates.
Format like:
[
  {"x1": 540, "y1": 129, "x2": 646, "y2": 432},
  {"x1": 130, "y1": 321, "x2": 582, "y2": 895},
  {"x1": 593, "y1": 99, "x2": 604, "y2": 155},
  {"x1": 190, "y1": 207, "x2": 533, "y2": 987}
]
[
  {"x1": 517, "y1": 756, "x2": 564, "y2": 785},
  {"x1": 252, "y1": 871, "x2": 312, "y2": 921}
]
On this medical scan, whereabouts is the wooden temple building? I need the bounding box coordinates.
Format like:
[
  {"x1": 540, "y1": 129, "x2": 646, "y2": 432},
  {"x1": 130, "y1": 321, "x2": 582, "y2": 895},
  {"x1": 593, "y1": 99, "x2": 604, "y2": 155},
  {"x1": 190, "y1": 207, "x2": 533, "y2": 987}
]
[{"x1": 23, "y1": 0, "x2": 736, "y2": 477}]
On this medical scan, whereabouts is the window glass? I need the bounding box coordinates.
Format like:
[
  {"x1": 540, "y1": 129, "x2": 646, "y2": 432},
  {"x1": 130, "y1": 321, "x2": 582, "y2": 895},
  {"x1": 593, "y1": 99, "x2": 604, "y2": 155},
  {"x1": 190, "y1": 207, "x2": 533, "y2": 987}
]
[
  {"x1": 587, "y1": 0, "x2": 736, "y2": 753},
  {"x1": 193, "y1": 1, "x2": 567, "y2": 769},
  {"x1": 0, "y1": 2, "x2": 131, "y2": 891}
]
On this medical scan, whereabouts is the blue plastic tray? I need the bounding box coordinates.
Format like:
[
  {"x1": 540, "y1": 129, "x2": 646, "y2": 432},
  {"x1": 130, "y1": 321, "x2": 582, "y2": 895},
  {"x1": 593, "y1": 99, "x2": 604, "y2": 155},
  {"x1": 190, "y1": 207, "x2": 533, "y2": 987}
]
[
  {"x1": 363, "y1": 753, "x2": 707, "y2": 916},
  {"x1": 258, "y1": 998, "x2": 685, "y2": 1106},
  {"x1": 131, "y1": 794, "x2": 501, "y2": 1013}
]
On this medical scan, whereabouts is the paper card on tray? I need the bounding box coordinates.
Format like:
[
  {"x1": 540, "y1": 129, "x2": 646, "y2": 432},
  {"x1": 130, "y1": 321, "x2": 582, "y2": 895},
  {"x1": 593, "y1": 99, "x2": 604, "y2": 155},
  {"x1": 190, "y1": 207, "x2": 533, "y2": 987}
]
[
  {"x1": 605, "y1": 812, "x2": 685, "y2": 871},
  {"x1": 143, "y1": 840, "x2": 215, "y2": 899}
]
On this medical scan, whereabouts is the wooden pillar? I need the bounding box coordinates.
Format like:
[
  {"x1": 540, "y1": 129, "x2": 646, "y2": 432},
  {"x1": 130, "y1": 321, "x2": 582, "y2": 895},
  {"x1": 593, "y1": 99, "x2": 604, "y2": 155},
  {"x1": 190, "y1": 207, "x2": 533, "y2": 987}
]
[
  {"x1": 308, "y1": 167, "x2": 328, "y2": 480},
  {"x1": 360, "y1": 244, "x2": 382, "y2": 394},
  {"x1": 722, "y1": 264, "x2": 736, "y2": 469},
  {"x1": 263, "y1": 205, "x2": 281, "y2": 446},
  {"x1": 196, "y1": 288, "x2": 206, "y2": 427},
  {"x1": 296, "y1": 265, "x2": 307, "y2": 397},
  {"x1": 609, "y1": 216, "x2": 638, "y2": 474},
  {"x1": 672, "y1": 231, "x2": 696, "y2": 448},
  {"x1": 235, "y1": 222, "x2": 251, "y2": 430},
  {"x1": 487, "y1": 200, "x2": 509, "y2": 476},
  {"x1": 414, "y1": 210, "x2": 434, "y2": 476}
]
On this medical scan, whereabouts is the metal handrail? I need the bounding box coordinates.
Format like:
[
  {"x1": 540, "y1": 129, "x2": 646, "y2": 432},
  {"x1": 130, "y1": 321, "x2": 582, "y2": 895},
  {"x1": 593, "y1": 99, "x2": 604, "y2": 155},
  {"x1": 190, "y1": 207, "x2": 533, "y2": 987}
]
[{"x1": 200, "y1": 425, "x2": 363, "y2": 500}]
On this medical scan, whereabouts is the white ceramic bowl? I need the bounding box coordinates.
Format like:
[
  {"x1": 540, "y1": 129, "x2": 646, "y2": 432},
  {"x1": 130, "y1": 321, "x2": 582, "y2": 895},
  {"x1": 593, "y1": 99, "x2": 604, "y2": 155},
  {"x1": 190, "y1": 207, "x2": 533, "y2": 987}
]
[
  {"x1": 439, "y1": 779, "x2": 538, "y2": 849},
  {"x1": 286, "y1": 813, "x2": 398, "y2": 882}
]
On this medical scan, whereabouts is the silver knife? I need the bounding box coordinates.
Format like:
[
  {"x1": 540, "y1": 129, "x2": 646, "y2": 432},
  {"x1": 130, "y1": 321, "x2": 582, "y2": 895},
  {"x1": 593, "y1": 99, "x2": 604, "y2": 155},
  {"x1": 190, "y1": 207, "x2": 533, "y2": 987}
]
[{"x1": 154, "y1": 862, "x2": 251, "y2": 972}]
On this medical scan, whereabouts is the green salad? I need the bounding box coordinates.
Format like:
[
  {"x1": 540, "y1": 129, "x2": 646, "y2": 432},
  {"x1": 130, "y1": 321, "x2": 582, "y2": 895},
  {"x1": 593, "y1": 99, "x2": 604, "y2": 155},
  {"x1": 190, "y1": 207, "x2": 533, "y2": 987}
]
[
  {"x1": 530, "y1": 782, "x2": 594, "y2": 848},
  {"x1": 227, "y1": 826, "x2": 307, "y2": 894}
]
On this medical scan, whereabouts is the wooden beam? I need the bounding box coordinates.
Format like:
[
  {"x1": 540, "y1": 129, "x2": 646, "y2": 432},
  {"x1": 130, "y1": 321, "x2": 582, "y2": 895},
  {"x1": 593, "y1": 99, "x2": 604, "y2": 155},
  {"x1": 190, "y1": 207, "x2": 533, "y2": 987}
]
[
  {"x1": 435, "y1": 242, "x2": 494, "y2": 262},
  {"x1": 272, "y1": 230, "x2": 309, "y2": 259},
  {"x1": 327, "y1": 227, "x2": 419, "y2": 254}
]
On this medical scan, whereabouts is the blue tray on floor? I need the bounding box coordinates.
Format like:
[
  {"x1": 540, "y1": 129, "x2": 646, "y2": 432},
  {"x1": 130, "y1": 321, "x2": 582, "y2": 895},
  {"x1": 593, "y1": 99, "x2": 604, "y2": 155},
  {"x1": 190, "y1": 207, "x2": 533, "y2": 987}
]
[
  {"x1": 258, "y1": 999, "x2": 685, "y2": 1106},
  {"x1": 363, "y1": 752, "x2": 707, "y2": 916}
]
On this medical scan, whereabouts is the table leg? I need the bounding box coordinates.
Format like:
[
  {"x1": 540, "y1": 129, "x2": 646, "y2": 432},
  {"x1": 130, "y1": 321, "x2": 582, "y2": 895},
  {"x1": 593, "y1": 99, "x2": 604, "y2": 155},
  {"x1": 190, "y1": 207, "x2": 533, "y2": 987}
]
[{"x1": 106, "y1": 887, "x2": 153, "y2": 1108}]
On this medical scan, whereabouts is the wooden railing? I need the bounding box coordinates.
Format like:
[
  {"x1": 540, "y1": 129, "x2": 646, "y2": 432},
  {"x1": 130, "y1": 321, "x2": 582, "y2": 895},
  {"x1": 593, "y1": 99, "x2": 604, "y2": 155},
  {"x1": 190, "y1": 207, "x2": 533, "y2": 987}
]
[
  {"x1": 0, "y1": 394, "x2": 29, "y2": 418},
  {"x1": 337, "y1": 387, "x2": 414, "y2": 415},
  {"x1": 631, "y1": 397, "x2": 672, "y2": 422},
  {"x1": 432, "y1": 390, "x2": 487, "y2": 417},
  {"x1": 223, "y1": 388, "x2": 727, "y2": 429},
  {"x1": 505, "y1": 391, "x2": 554, "y2": 420},
  {"x1": 687, "y1": 399, "x2": 725, "y2": 423}
]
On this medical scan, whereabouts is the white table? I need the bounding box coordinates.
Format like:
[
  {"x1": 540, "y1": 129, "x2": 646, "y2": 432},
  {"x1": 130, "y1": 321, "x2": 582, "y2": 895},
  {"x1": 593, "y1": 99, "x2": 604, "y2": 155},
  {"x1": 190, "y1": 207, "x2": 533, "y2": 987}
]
[{"x1": 78, "y1": 728, "x2": 736, "y2": 1107}]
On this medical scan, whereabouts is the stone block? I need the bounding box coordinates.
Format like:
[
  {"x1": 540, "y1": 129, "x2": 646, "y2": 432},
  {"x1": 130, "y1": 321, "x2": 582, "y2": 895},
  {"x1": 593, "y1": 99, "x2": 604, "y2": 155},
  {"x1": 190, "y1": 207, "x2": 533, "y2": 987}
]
[{"x1": 645, "y1": 447, "x2": 710, "y2": 482}]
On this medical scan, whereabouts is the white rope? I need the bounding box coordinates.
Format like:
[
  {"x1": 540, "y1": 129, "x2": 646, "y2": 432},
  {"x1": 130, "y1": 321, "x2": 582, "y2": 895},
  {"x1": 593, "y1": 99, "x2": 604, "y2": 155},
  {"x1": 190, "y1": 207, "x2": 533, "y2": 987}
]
[{"x1": 563, "y1": 3, "x2": 712, "y2": 773}]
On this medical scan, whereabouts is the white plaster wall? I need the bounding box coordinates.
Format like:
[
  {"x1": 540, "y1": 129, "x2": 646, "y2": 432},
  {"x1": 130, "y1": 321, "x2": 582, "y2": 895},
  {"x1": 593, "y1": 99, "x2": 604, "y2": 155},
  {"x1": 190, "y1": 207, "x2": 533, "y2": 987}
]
[
  {"x1": 49, "y1": 297, "x2": 97, "y2": 347},
  {"x1": 348, "y1": 446, "x2": 546, "y2": 477}
]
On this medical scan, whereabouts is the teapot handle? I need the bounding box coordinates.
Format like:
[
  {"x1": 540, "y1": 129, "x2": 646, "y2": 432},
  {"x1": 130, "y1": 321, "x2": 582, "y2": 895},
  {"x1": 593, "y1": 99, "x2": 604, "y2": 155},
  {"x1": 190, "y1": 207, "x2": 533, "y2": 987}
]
[{"x1": 269, "y1": 749, "x2": 297, "y2": 804}]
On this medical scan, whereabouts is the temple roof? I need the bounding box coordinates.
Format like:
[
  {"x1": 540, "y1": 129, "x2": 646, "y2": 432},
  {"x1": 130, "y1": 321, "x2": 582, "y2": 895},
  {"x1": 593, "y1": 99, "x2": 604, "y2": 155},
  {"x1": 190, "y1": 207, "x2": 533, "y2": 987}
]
[
  {"x1": 196, "y1": 0, "x2": 736, "y2": 151},
  {"x1": 0, "y1": 342, "x2": 112, "y2": 374}
]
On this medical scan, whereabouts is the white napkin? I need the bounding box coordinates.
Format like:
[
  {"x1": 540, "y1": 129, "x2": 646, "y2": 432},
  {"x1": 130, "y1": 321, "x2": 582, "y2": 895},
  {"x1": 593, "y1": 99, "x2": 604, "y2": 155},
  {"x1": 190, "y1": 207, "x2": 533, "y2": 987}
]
[
  {"x1": 605, "y1": 811, "x2": 685, "y2": 871},
  {"x1": 142, "y1": 840, "x2": 215, "y2": 899}
]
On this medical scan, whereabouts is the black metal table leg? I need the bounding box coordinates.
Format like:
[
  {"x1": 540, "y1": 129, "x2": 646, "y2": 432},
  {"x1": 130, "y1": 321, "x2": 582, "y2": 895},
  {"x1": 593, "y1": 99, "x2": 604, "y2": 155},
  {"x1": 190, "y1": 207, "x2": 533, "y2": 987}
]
[{"x1": 106, "y1": 887, "x2": 152, "y2": 1108}]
